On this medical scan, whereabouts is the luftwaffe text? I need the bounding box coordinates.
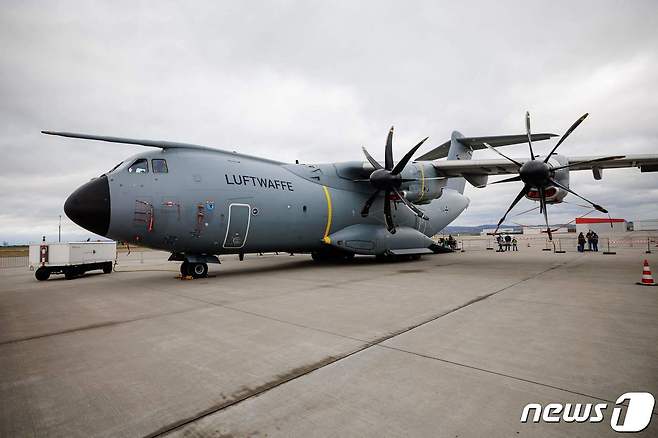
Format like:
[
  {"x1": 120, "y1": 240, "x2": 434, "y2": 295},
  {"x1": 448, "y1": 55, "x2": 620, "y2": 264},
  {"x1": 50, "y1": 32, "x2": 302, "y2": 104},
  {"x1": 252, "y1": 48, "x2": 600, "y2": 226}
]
[{"x1": 225, "y1": 174, "x2": 294, "y2": 191}]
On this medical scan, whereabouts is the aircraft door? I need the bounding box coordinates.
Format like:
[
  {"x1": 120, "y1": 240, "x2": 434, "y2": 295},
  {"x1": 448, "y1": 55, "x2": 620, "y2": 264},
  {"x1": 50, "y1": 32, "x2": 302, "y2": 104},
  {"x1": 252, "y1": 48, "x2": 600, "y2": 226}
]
[{"x1": 223, "y1": 203, "x2": 251, "y2": 249}]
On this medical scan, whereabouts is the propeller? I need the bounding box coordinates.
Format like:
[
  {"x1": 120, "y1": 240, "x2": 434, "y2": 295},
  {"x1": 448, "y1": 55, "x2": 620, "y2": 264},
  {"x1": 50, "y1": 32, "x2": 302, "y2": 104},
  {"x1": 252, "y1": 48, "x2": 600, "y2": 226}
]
[
  {"x1": 512, "y1": 201, "x2": 598, "y2": 232},
  {"x1": 491, "y1": 112, "x2": 621, "y2": 240},
  {"x1": 360, "y1": 127, "x2": 429, "y2": 233}
]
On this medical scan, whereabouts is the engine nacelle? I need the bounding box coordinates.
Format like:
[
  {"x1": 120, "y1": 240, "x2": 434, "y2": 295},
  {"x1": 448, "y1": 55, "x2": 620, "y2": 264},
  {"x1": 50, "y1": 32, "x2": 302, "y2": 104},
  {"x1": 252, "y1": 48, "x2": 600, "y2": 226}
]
[
  {"x1": 402, "y1": 185, "x2": 444, "y2": 204},
  {"x1": 402, "y1": 162, "x2": 445, "y2": 204},
  {"x1": 524, "y1": 155, "x2": 570, "y2": 204}
]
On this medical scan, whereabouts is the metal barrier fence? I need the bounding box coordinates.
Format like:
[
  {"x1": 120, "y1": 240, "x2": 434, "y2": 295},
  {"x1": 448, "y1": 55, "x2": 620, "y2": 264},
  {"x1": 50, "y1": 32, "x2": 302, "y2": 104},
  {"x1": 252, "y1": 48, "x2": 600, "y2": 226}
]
[
  {"x1": 1, "y1": 236, "x2": 656, "y2": 267},
  {"x1": 452, "y1": 235, "x2": 658, "y2": 254},
  {"x1": 0, "y1": 256, "x2": 29, "y2": 268}
]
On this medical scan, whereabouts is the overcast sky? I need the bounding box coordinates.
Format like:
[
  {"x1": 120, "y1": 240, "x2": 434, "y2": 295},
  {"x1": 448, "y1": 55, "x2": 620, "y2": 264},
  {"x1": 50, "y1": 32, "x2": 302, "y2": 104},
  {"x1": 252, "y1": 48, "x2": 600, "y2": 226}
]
[{"x1": 1, "y1": 0, "x2": 657, "y2": 244}]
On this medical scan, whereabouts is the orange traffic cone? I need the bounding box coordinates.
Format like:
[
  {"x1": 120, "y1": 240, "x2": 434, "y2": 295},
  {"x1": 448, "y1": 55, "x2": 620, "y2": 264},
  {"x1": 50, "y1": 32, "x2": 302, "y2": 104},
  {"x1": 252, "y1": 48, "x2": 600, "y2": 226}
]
[{"x1": 637, "y1": 259, "x2": 657, "y2": 286}]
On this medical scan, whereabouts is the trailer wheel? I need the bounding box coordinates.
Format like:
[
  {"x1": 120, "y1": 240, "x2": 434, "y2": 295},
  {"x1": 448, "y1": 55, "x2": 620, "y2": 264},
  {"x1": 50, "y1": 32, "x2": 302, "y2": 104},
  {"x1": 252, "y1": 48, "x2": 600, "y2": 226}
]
[
  {"x1": 64, "y1": 267, "x2": 78, "y2": 280},
  {"x1": 35, "y1": 267, "x2": 50, "y2": 281},
  {"x1": 102, "y1": 262, "x2": 113, "y2": 274}
]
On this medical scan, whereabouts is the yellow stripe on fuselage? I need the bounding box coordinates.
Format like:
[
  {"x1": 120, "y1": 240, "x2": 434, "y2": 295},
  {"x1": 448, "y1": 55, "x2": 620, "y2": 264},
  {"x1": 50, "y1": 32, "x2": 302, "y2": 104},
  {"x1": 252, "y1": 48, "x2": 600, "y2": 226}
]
[
  {"x1": 418, "y1": 163, "x2": 426, "y2": 202},
  {"x1": 322, "y1": 185, "x2": 332, "y2": 243}
]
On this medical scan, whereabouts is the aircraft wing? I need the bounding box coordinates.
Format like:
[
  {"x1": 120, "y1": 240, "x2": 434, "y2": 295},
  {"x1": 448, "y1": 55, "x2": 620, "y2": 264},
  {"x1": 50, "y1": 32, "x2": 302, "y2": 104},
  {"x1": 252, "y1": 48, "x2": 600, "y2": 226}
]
[
  {"x1": 429, "y1": 154, "x2": 658, "y2": 177},
  {"x1": 556, "y1": 155, "x2": 658, "y2": 172},
  {"x1": 41, "y1": 130, "x2": 285, "y2": 165},
  {"x1": 415, "y1": 133, "x2": 557, "y2": 161}
]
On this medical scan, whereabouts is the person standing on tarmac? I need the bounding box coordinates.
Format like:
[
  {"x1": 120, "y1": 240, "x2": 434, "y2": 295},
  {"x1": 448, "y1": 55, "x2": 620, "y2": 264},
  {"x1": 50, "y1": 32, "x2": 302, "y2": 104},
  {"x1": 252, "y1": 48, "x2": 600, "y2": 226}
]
[
  {"x1": 496, "y1": 235, "x2": 504, "y2": 252},
  {"x1": 504, "y1": 234, "x2": 512, "y2": 251},
  {"x1": 512, "y1": 237, "x2": 518, "y2": 251},
  {"x1": 578, "y1": 232, "x2": 586, "y2": 252},
  {"x1": 586, "y1": 230, "x2": 593, "y2": 251},
  {"x1": 591, "y1": 232, "x2": 599, "y2": 252}
]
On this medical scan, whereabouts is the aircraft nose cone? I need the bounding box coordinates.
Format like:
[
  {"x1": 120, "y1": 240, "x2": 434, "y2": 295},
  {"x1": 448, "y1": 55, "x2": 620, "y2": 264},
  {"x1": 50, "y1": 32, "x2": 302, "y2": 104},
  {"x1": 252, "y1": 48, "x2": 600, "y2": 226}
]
[{"x1": 64, "y1": 175, "x2": 111, "y2": 236}]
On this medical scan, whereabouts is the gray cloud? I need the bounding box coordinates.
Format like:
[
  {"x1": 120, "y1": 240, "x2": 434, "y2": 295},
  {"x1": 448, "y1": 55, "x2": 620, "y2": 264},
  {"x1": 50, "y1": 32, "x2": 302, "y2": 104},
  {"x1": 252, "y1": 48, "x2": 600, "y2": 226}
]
[{"x1": 1, "y1": 0, "x2": 657, "y2": 243}]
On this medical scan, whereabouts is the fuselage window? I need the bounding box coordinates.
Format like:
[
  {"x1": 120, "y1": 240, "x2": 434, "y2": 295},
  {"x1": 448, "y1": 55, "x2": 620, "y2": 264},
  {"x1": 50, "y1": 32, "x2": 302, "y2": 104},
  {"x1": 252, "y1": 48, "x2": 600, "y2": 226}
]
[
  {"x1": 128, "y1": 159, "x2": 149, "y2": 174},
  {"x1": 152, "y1": 159, "x2": 168, "y2": 173}
]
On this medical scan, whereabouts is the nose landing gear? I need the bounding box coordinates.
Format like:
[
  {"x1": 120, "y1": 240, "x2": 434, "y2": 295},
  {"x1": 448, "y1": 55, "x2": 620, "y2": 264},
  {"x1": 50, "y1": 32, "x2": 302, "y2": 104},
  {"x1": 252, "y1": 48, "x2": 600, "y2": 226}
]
[
  {"x1": 170, "y1": 253, "x2": 218, "y2": 279},
  {"x1": 180, "y1": 261, "x2": 208, "y2": 278}
]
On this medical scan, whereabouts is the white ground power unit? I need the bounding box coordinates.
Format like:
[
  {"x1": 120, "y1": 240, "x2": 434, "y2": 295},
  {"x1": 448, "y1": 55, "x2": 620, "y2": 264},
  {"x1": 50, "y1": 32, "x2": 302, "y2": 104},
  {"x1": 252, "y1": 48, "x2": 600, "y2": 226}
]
[{"x1": 29, "y1": 241, "x2": 117, "y2": 281}]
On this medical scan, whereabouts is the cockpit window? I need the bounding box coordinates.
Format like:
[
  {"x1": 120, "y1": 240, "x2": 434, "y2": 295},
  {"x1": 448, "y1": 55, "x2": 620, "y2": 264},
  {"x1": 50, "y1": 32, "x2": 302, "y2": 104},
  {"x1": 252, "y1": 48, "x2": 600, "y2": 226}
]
[
  {"x1": 152, "y1": 159, "x2": 168, "y2": 173},
  {"x1": 108, "y1": 161, "x2": 123, "y2": 173},
  {"x1": 128, "y1": 159, "x2": 149, "y2": 173}
]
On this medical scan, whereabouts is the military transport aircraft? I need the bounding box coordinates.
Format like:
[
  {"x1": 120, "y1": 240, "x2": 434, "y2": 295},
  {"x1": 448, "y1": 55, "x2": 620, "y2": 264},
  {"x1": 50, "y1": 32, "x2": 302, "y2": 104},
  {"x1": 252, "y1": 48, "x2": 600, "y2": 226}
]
[{"x1": 43, "y1": 112, "x2": 658, "y2": 278}]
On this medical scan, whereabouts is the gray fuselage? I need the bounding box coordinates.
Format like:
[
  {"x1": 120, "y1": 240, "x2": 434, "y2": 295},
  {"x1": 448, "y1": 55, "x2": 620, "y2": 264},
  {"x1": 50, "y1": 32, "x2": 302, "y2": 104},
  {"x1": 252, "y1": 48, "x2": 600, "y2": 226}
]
[{"x1": 99, "y1": 148, "x2": 469, "y2": 256}]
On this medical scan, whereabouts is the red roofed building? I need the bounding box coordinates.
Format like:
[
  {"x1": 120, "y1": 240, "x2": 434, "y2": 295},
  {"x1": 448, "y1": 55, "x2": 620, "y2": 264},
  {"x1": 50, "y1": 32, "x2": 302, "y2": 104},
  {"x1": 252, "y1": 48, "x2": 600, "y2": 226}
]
[{"x1": 575, "y1": 217, "x2": 627, "y2": 235}]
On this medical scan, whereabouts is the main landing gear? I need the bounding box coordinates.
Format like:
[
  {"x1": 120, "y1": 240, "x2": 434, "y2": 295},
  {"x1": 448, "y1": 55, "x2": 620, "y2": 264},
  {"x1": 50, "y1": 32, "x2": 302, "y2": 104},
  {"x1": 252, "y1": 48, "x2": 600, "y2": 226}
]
[
  {"x1": 180, "y1": 261, "x2": 208, "y2": 279},
  {"x1": 311, "y1": 250, "x2": 355, "y2": 263}
]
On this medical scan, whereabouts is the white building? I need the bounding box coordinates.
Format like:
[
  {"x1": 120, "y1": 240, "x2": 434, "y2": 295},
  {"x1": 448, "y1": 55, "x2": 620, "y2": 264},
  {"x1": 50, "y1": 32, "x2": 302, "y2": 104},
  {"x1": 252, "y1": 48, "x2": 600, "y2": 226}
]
[
  {"x1": 634, "y1": 219, "x2": 658, "y2": 231},
  {"x1": 575, "y1": 218, "x2": 627, "y2": 235}
]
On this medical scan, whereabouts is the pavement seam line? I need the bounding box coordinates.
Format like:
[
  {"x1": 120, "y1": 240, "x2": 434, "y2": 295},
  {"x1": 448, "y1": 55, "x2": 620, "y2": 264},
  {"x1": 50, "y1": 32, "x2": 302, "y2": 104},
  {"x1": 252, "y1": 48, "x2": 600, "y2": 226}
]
[
  {"x1": 147, "y1": 259, "x2": 575, "y2": 437},
  {"x1": 0, "y1": 305, "x2": 209, "y2": 346},
  {"x1": 377, "y1": 343, "x2": 658, "y2": 417}
]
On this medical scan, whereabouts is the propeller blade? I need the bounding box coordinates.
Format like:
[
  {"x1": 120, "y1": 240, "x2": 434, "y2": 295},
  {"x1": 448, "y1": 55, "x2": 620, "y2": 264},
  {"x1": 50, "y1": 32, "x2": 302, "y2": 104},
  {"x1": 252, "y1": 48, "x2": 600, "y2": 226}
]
[
  {"x1": 383, "y1": 190, "x2": 396, "y2": 233},
  {"x1": 526, "y1": 111, "x2": 535, "y2": 160},
  {"x1": 563, "y1": 209, "x2": 596, "y2": 226},
  {"x1": 512, "y1": 205, "x2": 540, "y2": 217},
  {"x1": 482, "y1": 142, "x2": 522, "y2": 167},
  {"x1": 538, "y1": 186, "x2": 552, "y2": 241},
  {"x1": 392, "y1": 188, "x2": 429, "y2": 220},
  {"x1": 490, "y1": 175, "x2": 522, "y2": 185},
  {"x1": 550, "y1": 155, "x2": 625, "y2": 171},
  {"x1": 494, "y1": 184, "x2": 530, "y2": 235},
  {"x1": 385, "y1": 126, "x2": 394, "y2": 170},
  {"x1": 543, "y1": 113, "x2": 589, "y2": 163},
  {"x1": 404, "y1": 177, "x2": 444, "y2": 181},
  {"x1": 391, "y1": 137, "x2": 429, "y2": 175},
  {"x1": 362, "y1": 147, "x2": 383, "y2": 170},
  {"x1": 361, "y1": 190, "x2": 381, "y2": 217},
  {"x1": 548, "y1": 178, "x2": 608, "y2": 213},
  {"x1": 562, "y1": 200, "x2": 595, "y2": 209}
]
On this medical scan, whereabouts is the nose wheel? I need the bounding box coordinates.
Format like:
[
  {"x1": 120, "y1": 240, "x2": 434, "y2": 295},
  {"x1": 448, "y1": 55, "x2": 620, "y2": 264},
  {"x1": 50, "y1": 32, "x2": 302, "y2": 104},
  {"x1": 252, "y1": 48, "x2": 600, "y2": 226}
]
[{"x1": 180, "y1": 261, "x2": 208, "y2": 278}]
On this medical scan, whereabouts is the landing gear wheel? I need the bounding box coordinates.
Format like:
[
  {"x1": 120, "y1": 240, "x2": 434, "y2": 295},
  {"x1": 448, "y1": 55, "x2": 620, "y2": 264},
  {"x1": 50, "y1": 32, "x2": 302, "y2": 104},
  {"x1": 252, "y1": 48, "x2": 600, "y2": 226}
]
[
  {"x1": 102, "y1": 262, "x2": 113, "y2": 274},
  {"x1": 35, "y1": 267, "x2": 50, "y2": 281},
  {"x1": 311, "y1": 251, "x2": 354, "y2": 263},
  {"x1": 375, "y1": 253, "x2": 397, "y2": 263},
  {"x1": 188, "y1": 262, "x2": 208, "y2": 279},
  {"x1": 180, "y1": 262, "x2": 189, "y2": 276}
]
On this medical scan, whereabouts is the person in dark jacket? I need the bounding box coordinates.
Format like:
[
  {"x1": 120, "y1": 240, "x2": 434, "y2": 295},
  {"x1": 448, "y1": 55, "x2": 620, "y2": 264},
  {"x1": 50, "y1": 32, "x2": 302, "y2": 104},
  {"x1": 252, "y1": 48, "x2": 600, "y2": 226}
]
[
  {"x1": 577, "y1": 232, "x2": 586, "y2": 252},
  {"x1": 496, "y1": 235, "x2": 504, "y2": 252},
  {"x1": 591, "y1": 232, "x2": 599, "y2": 252}
]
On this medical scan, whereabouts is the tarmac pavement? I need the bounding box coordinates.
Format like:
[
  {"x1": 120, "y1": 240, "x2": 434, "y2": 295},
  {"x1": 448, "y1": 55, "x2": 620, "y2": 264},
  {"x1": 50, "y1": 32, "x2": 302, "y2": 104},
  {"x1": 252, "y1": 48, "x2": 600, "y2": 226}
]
[{"x1": 1, "y1": 248, "x2": 656, "y2": 437}]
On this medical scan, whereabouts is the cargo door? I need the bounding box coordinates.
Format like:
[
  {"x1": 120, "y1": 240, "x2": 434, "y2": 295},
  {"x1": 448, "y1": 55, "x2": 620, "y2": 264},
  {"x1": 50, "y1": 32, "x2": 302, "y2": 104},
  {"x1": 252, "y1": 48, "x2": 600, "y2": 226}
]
[{"x1": 223, "y1": 203, "x2": 251, "y2": 249}]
